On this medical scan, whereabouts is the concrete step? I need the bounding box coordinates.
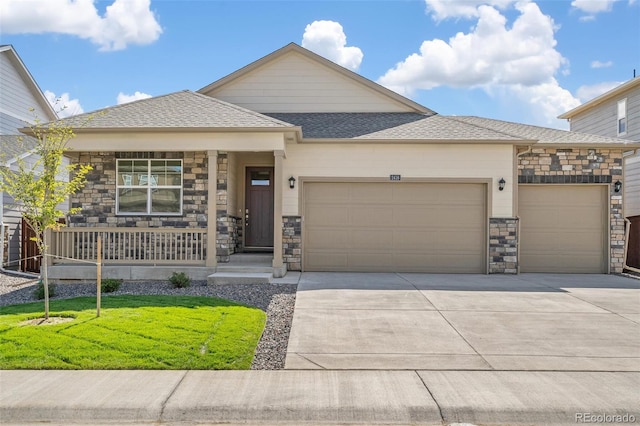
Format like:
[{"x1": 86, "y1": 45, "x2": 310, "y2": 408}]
[
  {"x1": 216, "y1": 265, "x2": 274, "y2": 273},
  {"x1": 228, "y1": 253, "x2": 273, "y2": 264},
  {"x1": 208, "y1": 272, "x2": 272, "y2": 285}
]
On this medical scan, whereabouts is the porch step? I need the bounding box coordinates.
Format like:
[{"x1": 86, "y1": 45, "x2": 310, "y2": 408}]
[
  {"x1": 216, "y1": 265, "x2": 274, "y2": 273},
  {"x1": 228, "y1": 253, "x2": 273, "y2": 264},
  {"x1": 208, "y1": 272, "x2": 272, "y2": 285}
]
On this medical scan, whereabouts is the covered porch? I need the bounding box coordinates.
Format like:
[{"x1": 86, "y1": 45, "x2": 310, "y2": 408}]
[{"x1": 47, "y1": 148, "x2": 289, "y2": 282}]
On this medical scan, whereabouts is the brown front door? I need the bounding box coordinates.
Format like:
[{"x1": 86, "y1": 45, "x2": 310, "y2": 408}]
[{"x1": 245, "y1": 167, "x2": 274, "y2": 248}]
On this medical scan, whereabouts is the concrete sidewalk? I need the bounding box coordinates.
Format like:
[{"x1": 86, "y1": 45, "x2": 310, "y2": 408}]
[{"x1": 2, "y1": 369, "x2": 639, "y2": 425}]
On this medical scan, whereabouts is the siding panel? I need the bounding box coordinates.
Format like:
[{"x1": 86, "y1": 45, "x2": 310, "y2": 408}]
[
  {"x1": 626, "y1": 154, "x2": 640, "y2": 217},
  {"x1": 211, "y1": 53, "x2": 413, "y2": 113},
  {"x1": 0, "y1": 52, "x2": 51, "y2": 131}
]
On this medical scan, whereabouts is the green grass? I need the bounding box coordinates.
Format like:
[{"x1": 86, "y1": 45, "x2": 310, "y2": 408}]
[{"x1": 0, "y1": 295, "x2": 266, "y2": 370}]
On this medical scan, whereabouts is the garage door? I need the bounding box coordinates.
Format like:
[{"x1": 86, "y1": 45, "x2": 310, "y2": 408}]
[
  {"x1": 519, "y1": 185, "x2": 606, "y2": 273},
  {"x1": 303, "y1": 182, "x2": 486, "y2": 273}
]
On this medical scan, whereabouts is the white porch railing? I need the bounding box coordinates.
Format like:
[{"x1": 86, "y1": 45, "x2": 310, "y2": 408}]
[{"x1": 50, "y1": 227, "x2": 207, "y2": 265}]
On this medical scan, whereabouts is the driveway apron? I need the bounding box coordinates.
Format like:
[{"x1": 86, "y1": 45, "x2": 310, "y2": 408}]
[{"x1": 285, "y1": 273, "x2": 640, "y2": 371}]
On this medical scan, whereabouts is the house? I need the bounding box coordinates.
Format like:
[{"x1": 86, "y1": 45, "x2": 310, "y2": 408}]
[
  {"x1": 41, "y1": 43, "x2": 639, "y2": 281},
  {"x1": 1, "y1": 45, "x2": 59, "y2": 271},
  {"x1": 559, "y1": 77, "x2": 640, "y2": 269}
]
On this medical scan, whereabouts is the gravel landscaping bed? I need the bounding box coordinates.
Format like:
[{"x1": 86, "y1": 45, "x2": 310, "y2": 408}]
[{"x1": 0, "y1": 270, "x2": 296, "y2": 370}]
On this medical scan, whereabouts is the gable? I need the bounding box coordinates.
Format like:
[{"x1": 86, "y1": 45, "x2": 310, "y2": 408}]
[
  {"x1": 200, "y1": 45, "x2": 431, "y2": 114},
  {"x1": 0, "y1": 46, "x2": 57, "y2": 134}
]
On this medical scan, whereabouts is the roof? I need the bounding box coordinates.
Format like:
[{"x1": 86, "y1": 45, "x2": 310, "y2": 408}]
[
  {"x1": 51, "y1": 90, "x2": 296, "y2": 131},
  {"x1": 452, "y1": 116, "x2": 638, "y2": 146},
  {"x1": 267, "y1": 113, "x2": 524, "y2": 141},
  {"x1": 198, "y1": 43, "x2": 435, "y2": 115},
  {"x1": 559, "y1": 77, "x2": 640, "y2": 119},
  {"x1": 0, "y1": 45, "x2": 57, "y2": 122},
  {"x1": 0, "y1": 135, "x2": 38, "y2": 164},
  {"x1": 265, "y1": 113, "x2": 429, "y2": 139}
]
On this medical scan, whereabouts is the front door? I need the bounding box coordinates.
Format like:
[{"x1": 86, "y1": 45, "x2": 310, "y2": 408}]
[{"x1": 245, "y1": 167, "x2": 274, "y2": 248}]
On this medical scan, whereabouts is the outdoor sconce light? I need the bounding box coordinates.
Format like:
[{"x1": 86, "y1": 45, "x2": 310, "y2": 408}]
[
  {"x1": 289, "y1": 176, "x2": 296, "y2": 189},
  {"x1": 614, "y1": 180, "x2": 622, "y2": 193},
  {"x1": 498, "y1": 178, "x2": 506, "y2": 191}
]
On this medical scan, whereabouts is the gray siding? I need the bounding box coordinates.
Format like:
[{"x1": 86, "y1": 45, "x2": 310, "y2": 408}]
[
  {"x1": 2, "y1": 191, "x2": 22, "y2": 269},
  {"x1": 0, "y1": 50, "x2": 51, "y2": 134},
  {"x1": 626, "y1": 154, "x2": 640, "y2": 217},
  {"x1": 569, "y1": 85, "x2": 640, "y2": 141},
  {"x1": 0, "y1": 112, "x2": 27, "y2": 135}
]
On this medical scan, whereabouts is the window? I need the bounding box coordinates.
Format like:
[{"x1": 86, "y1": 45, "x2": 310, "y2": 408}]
[
  {"x1": 116, "y1": 159, "x2": 182, "y2": 215},
  {"x1": 618, "y1": 98, "x2": 627, "y2": 135}
]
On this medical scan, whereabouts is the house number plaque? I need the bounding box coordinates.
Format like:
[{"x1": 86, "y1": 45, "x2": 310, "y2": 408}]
[{"x1": 389, "y1": 174, "x2": 401, "y2": 181}]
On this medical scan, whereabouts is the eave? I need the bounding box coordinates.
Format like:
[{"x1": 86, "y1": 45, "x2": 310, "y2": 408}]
[{"x1": 559, "y1": 77, "x2": 640, "y2": 119}]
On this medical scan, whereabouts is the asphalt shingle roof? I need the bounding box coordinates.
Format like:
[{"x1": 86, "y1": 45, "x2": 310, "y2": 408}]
[
  {"x1": 267, "y1": 113, "x2": 524, "y2": 140},
  {"x1": 1, "y1": 135, "x2": 38, "y2": 162},
  {"x1": 450, "y1": 116, "x2": 636, "y2": 145},
  {"x1": 265, "y1": 113, "x2": 430, "y2": 139},
  {"x1": 56, "y1": 91, "x2": 294, "y2": 130},
  {"x1": 267, "y1": 113, "x2": 639, "y2": 144}
]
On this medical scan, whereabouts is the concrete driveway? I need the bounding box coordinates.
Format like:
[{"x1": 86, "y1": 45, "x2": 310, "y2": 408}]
[{"x1": 285, "y1": 273, "x2": 640, "y2": 371}]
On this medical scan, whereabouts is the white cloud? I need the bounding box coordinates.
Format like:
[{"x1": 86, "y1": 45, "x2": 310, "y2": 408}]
[
  {"x1": 507, "y1": 80, "x2": 581, "y2": 126},
  {"x1": 117, "y1": 91, "x2": 152, "y2": 105},
  {"x1": 423, "y1": 0, "x2": 515, "y2": 20},
  {"x1": 576, "y1": 81, "x2": 623, "y2": 101},
  {"x1": 571, "y1": 0, "x2": 636, "y2": 20},
  {"x1": 0, "y1": 0, "x2": 162, "y2": 51},
  {"x1": 379, "y1": 3, "x2": 564, "y2": 92},
  {"x1": 591, "y1": 60, "x2": 613, "y2": 68},
  {"x1": 378, "y1": 2, "x2": 580, "y2": 126},
  {"x1": 301, "y1": 20, "x2": 363, "y2": 71},
  {"x1": 571, "y1": 0, "x2": 616, "y2": 14},
  {"x1": 45, "y1": 90, "x2": 84, "y2": 118}
]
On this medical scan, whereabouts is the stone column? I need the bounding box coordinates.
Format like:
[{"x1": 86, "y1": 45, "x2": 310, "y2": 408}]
[
  {"x1": 272, "y1": 150, "x2": 285, "y2": 277},
  {"x1": 206, "y1": 150, "x2": 217, "y2": 268}
]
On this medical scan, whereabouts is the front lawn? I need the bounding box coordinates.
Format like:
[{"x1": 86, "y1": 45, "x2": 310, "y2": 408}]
[{"x1": 0, "y1": 295, "x2": 266, "y2": 369}]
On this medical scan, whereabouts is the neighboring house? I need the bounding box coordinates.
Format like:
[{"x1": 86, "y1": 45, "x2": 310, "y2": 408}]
[
  {"x1": 0, "y1": 45, "x2": 59, "y2": 271},
  {"x1": 44, "y1": 43, "x2": 639, "y2": 279},
  {"x1": 559, "y1": 77, "x2": 640, "y2": 268}
]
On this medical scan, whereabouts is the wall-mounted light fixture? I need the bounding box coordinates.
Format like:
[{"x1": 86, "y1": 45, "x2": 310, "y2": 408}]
[
  {"x1": 289, "y1": 176, "x2": 296, "y2": 189},
  {"x1": 498, "y1": 178, "x2": 506, "y2": 191},
  {"x1": 614, "y1": 180, "x2": 622, "y2": 193}
]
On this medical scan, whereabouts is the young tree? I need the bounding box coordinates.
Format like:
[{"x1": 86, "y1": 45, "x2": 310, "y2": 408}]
[{"x1": 0, "y1": 115, "x2": 92, "y2": 319}]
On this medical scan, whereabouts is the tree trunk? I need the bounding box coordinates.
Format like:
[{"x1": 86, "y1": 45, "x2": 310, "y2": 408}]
[{"x1": 42, "y1": 231, "x2": 49, "y2": 320}]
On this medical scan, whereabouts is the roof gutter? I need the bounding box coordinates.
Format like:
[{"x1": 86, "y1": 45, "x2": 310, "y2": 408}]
[{"x1": 299, "y1": 138, "x2": 536, "y2": 145}]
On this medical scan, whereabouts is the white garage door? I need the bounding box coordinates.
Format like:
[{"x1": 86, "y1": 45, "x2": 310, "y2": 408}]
[
  {"x1": 303, "y1": 182, "x2": 486, "y2": 273},
  {"x1": 519, "y1": 185, "x2": 607, "y2": 273}
]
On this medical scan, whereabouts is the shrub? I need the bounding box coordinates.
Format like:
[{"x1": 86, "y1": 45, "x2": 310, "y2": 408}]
[
  {"x1": 169, "y1": 272, "x2": 191, "y2": 288},
  {"x1": 101, "y1": 278, "x2": 122, "y2": 293},
  {"x1": 33, "y1": 281, "x2": 57, "y2": 300}
]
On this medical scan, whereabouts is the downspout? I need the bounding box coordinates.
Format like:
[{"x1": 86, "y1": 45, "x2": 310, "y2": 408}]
[{"x1": 623, "y1": 149, "x2": 640, "y2": 274}]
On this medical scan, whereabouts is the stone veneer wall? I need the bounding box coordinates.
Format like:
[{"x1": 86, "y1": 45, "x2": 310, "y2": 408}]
[
  {"x1": 69, "y1": 152, "x2": 208, "y2": 228},
  {"x1": 489, "y1": 218, "x2": 518, "y2": 274},
  {"x1": 68, "y1": 151, "x2": 240, "y2": 263},
  {"x1": 283, "y1": 216, "x2": 302, "y2": 271},
  {"x1": 518, "y1": 147, "x2": 625, "y2": 273}
]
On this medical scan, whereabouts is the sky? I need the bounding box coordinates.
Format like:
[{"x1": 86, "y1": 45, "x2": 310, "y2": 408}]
[{"x1": 0, "y1": 0, "x2": 639, "y2": 129}]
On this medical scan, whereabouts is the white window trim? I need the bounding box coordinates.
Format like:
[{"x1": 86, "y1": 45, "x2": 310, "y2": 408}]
[
  {"x1": 116, "y1": 159, "x2": 183, "y2": 216},
  {"x1": 617, "y1": 98, "x2": 627, "y2": 136}
]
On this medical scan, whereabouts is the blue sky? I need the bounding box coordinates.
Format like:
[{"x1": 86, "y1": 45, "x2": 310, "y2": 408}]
[{"x1": 1, "y1": 0, "x2": 638, "y2": 129}]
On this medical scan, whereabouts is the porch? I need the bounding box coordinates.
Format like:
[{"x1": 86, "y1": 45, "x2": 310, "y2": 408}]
[{"x1": 47, "y1": 227, "x2": 278, "y2": 283}]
